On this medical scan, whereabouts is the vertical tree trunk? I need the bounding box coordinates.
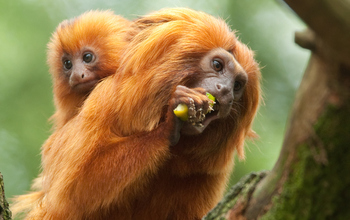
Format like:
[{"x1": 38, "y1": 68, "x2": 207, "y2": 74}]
[
  {"x1": 0, "y1": 173, "x2": 11, "y2": 220},
  {"x1": 205, "y1": 1, "x2": 350, "y2": 219},
  {"x1": 244, "y1": 30, "x2": 350, "y2": 219}
]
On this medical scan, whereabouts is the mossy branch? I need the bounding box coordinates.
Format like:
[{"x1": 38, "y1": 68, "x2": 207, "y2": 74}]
[
  {"x1": 0, "y1": 173, "x2": 11, "y2": 220},
  {"x1": 203, "y1": 172, "x2": 268, "y2": 220}
]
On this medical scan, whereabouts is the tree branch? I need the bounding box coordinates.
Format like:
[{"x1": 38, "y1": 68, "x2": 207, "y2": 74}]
[
  {"x1": 283, "y1": 0, "x2": 350, "y2": 65},
  {"x1": 0, "y1": 173, "x2": 11, "y2": 220},
  {"x1": 203, "y1": 172, "x2": 268, "y2": 220}
]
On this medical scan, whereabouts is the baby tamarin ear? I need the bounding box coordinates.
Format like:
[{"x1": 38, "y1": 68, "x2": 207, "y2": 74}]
[{"x1": 47, "y1": 10, "x2": 131, "y2": 129}]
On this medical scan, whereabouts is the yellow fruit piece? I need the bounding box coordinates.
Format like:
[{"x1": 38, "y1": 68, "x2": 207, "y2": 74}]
[
  {"x1": 173, "y1": 93, "x2": 216, "y2": 121},
  {"x1": 173, "y1": 103, "x2": 189, "y2": 121}
]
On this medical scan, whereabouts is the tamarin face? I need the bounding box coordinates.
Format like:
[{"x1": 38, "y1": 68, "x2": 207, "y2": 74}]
[
  {"x1": 168, "y1": 48, "x2": 248, "y2": 136},
  {"x1": 48, "y1": 10, "x2": 131, "y2": 95},
  {"x1": 61, "y1": 47, "x2": 100, "y2": 93},
  {"x1": 181, "y1": 48, "x2": 248, "y2": 135}
]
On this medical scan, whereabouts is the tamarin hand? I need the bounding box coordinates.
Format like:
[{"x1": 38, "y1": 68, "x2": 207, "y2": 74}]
[{"x1": 173, "y1": 92, "x2": 216, "y2": 126}]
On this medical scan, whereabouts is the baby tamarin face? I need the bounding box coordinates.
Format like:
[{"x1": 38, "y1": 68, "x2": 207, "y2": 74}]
[
  {"x1": 61, "y1": 47, "x2": 100, "y2": 93},
  {"x1": 48, "y1": 10, "x2": 131, "y2": 95}
]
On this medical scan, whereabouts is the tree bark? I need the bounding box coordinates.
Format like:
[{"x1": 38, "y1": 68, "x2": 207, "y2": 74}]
[
  {"x1": 244, "y1": 31, "x2": 350, "y2": 220},
  {"x1": 203, "y1": 172, "x2": 268, "y2": 220},
  {"x1": 0, "y1": 173, "x2": 11, "y2": 220},
  {"x1": 283, "y1": 0, "x2": 350, "y2": 65},
  {"x1": 205, "y1": 0, "x2": 350, "y2": 219}
]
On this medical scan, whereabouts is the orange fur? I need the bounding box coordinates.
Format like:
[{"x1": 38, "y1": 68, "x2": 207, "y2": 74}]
[
  {"x1": 47, "y1": 10, "x2": 131, "y2": 129},
  {"x1": 11, "y1": 10, "x2": 131, "y2": 219},
  {"x1": 13, "y1": 8, "x2": 261, "y2": 220}
]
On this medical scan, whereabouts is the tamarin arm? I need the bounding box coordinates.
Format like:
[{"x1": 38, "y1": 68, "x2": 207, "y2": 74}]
[
  {"x1": 43, "y1": 84, "x2": 209, "y2": 215},
  {"x1": 43, "y1": 105, "x2": 176, "y2": 214}
]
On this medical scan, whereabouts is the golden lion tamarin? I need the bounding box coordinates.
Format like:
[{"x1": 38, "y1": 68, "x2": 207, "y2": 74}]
[
  {"x1": 11, "y1": 10, "x2": 131, "y2": 219},
  {"x1": 47, "y1": 10, "x2": 131, "y2": 129},
  {"x1": 13, "y1": 8, "x2": 261, "y2": 220}
]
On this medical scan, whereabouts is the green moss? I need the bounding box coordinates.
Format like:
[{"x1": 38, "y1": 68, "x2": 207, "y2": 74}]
[{"x1": 260, "y1": 102, "x2": 350, "y2": 220}]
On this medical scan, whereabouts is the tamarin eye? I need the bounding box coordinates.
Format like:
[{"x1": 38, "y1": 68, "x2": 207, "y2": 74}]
[
  {"x1": 234, "y1": 81, "x2": 242, "y2": 91},
  {"x1": 63, "y1": 60, "x2": 73, "y2": 70},
  {"x1": 83, "y1": 53, "x2": 94, "y2": 63},
  {"x1": 212, "y1": 59, "x2": 223, "y2": 72}
]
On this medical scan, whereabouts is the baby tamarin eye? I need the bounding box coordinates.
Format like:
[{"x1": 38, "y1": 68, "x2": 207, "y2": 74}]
[
  {"x1": 63, "y1": 59, "x2": 73, "y2": 70},
  {"x1": 83, "y1": 53, "x2": 94, "y2": 63}
]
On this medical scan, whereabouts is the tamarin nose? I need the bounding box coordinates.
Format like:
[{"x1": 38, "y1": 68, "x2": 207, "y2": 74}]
[
  {"x1": 72, "y1": 69, "x2": 96, "y2": 84},
  {"x1": 215, "y1": 83, "x2": 234, "y2": 106}
]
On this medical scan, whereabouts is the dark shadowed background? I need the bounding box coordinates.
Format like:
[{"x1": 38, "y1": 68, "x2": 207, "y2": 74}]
[{"x1": 0, "y1": 0, "x2": 309, "y2": 200}]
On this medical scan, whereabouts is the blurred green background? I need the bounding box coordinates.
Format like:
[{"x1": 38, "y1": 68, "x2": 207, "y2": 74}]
[{"x1": 0, "y1": 0, "x2": 309, "y2": 200}]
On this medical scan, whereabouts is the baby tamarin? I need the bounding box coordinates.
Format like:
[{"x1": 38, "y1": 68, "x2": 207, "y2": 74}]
[
  {"x1": 47, "y1": 10, "x2": 131, "y2": 129},
  {"x1": 11, "y1": 10, "x2": 132, "y2": 218}
]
